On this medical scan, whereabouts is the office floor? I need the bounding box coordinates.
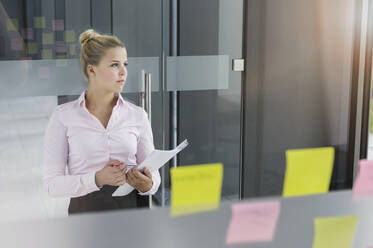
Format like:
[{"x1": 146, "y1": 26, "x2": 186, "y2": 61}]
[{"x1": 0, "y1": 96, "x2": 69, "y2": 222}]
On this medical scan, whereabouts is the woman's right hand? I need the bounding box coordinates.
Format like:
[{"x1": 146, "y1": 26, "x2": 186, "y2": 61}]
[{"x1": 95, "y1": 160, "x2": 127, "y2": 187}]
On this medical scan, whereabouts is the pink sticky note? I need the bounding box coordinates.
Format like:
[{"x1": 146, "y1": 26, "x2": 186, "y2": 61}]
[
  {"x1": 353, "y1": 160, "x2": 373, "y2": 199},
  {"x1": 38, "y1": 67, "x2": 50, "y2": 79},
  {"x1": 11, "y1": 38, "x2": 24, "y2": 51},
  {"x1": 226, "y1": 200, "x2": 281, "y2": 244},
  {"x1": 21, "y1": 28, "x2": 33, "y2": 40},
  {"x1": 55, "y1": 41, "x2": 67, "y2": 53},
  {"x1": 52, "y1": 19, "x2": 64, "y2": 31}
]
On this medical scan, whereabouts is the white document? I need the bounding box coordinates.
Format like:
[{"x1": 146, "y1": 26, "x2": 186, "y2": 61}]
[{"x1": 112, "y1": 139, "x2": 189, "y2": 197}]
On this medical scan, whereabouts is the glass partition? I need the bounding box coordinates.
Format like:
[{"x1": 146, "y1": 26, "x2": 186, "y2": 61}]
[
  {"x1": 0, "y1": 0, "x2": 164, "y2": 220},
  {"x1": 0, "y1": 0, "x2": 245, "y2": 221}
]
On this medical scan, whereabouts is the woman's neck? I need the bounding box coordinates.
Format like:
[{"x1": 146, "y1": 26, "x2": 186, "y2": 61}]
[{"x1": 85, "y1": 87, "x2": 116, "y2": 111}]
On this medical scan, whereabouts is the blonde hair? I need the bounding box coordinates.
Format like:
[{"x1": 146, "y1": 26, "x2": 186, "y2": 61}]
[{"x1": 79, "y1": 29, "x2": 125, "y2": 80}]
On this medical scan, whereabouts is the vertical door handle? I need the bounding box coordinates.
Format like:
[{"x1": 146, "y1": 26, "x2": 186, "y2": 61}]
[{"x1": 144, "y1": 73, "x2": 152, "y2": 122}]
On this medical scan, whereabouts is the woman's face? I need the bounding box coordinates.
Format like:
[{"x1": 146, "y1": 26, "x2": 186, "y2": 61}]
[{"x1": 90, "y1": 46, "x2": 128, "y2": 94}]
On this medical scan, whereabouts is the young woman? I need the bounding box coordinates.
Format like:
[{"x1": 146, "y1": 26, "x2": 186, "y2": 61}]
[{"x1": 43, "y1": 29, "x2": 160, "y2": 214}]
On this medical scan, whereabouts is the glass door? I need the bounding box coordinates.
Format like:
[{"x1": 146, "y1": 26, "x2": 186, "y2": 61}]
[{"x1": 162, "y1": 0, "x2": 245, "y2": 202}]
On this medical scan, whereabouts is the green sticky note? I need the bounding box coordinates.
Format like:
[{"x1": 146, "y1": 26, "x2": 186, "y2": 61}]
[
  {"x1": 56, "y1": 55, "x2": 67, "y2": 67},
  {"x1": 170, "y1": 163, "x2": 223, "y2": 216},
  {"x1": 64, "y1": 30, "x2": 75, "y2": 42},
  {"x1": 283, "y1": 147, "x2": 334, "y2": 197},
  {"x1": 312, "y1": 216, "x2": 358, "y2": 248},
  {"x1": 33, "y1": 16, "x2": 46, "y2": 28},
  {"x1": 26, "y1": 43, "x2": 38, "y2": 55},
  {"x1": 7, "y1": 19, "x2": 19, "y2": 31},
  {"x1": 69, "y1": 44, "x2": 76, "y2": 55},
  {"x1": 42, "y1": 33, "x2": 54, "y2": 45},
  {"x1": 41, "y1": 49, "x2": 53, "y2": 59}
]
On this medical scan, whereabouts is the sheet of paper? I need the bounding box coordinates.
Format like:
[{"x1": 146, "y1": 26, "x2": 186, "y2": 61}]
[
  {"x1": 226, "y1": 200, "x2": 281, "y2": 244},
  {"x1": 353, "y1": 159, "x2": 373, "y2": 199},
  {"x1": 283, "y1": 147, "x2": 334, "y2": 197},
  {"x1": 170, "y1": 163, "x2": 223, "y2": 216},
  {"x1": 312, "y1": 215, "x2": 358, "y2": 248},
  {"x1": 112, "y1": 139, "x2": 189, "y2": 197}
]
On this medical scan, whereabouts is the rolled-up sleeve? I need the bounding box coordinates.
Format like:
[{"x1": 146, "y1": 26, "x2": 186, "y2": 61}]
[
  {"x1": 136, "y1": 110, "x2": 161, "y2": 195},
  {"x1": 43, "y1": 108, "x2": 100, "y2": 198}
]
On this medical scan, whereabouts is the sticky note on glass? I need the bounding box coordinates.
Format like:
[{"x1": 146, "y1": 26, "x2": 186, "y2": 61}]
[
  {"x1": 26, "y1": 42, "x2": 38, "y2": 55},
  {"x1": 170, "y1": 163, "x2": 223, "y2": 216},
  {"x1": 226, "y1": 200, "x2": 280, "y2": 244},
  {"x1": 33, "y1": 16, "x2": 46, "y2": 28},
  {"x1": 69, "y1": 44, "x2": 76, "y2": 55},
  {"x1": 7, "y1": 18, "x2": 19, "y2": 31},
  {"x1": 21, "y1": 28, "x2": 33, "y2": 40},
  {"x1": 42, "y1": 33, "x2": 54, "y2": 45},
  {"x1": 312, "y1": 215, "x2": 358, "y2": 248},
  {"x1": 52, "y1": 19, "x2": 64, "y2": 31},
  {"x1": 41, "y1": 49, "x2": 53, "y2": 59},
  {"x1": 282, "y1": 147, "x2": 334, "y2": 197},
  {"x1": 56, "y1": 41, "x2": 67, "y2": 53},
  {"x1": 64, "y1": 30, "x2": 75, "y2": 42},
  {"x1": 353, "y1": 160, "x2": 373, "y2": 199},
  {"x1": 11, "y1": 38, "x2": 24, "y2": 51}
]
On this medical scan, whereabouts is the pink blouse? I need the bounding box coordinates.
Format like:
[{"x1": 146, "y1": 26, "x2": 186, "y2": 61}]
[{"x1": 43, "y1": 91, "x2": 160, "y2": 198}]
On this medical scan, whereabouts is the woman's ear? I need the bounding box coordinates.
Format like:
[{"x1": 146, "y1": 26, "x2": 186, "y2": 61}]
[{"x1": 87, "y1": 64, "x2": 96, "y2": 78}]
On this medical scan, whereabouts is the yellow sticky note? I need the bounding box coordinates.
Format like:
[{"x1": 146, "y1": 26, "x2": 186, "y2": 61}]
[
  {"x1": 7, "y1": 19, "x2": 19, "y2": 31},
  {"x1": 42, "y1": 33, "x2": 54, "y2": 45},
  {"x1": 33, "y1": 16, "x2": 46, "y2": 28},
  {"x1": 41, "y1": 49, "x2": 53, "y2": 59},
  {"x1": 64, "y1": 30, "x2": 75, "y2": 42},
  {"x1": 56, "y1": 55, "x2": 67, "y2": 67},
  {"x1": 312, "y1": 216, "x2": 358, "y2": 248},
  {"x1": 69, "y1": 44, "x2": 76, "y2": 55},
  {"x1": 283, "y1": 147, "x2": 334, "y2": 197},
  {"x1": 26, "y1": 43, "x2": 38, "y2": 55},
  {"x1": 170, "y1": 163, "x2": 223, "y2": 216}
]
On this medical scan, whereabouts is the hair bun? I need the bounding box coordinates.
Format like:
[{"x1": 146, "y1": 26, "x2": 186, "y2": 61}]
[{"x1": 79, "y1": 29, "x2": 99, "y2": 46}]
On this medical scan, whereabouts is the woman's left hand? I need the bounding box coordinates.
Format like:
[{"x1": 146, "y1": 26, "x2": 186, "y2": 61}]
[{"x1": 126, "y1": 167, "x2": 153, "y2": 193}]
